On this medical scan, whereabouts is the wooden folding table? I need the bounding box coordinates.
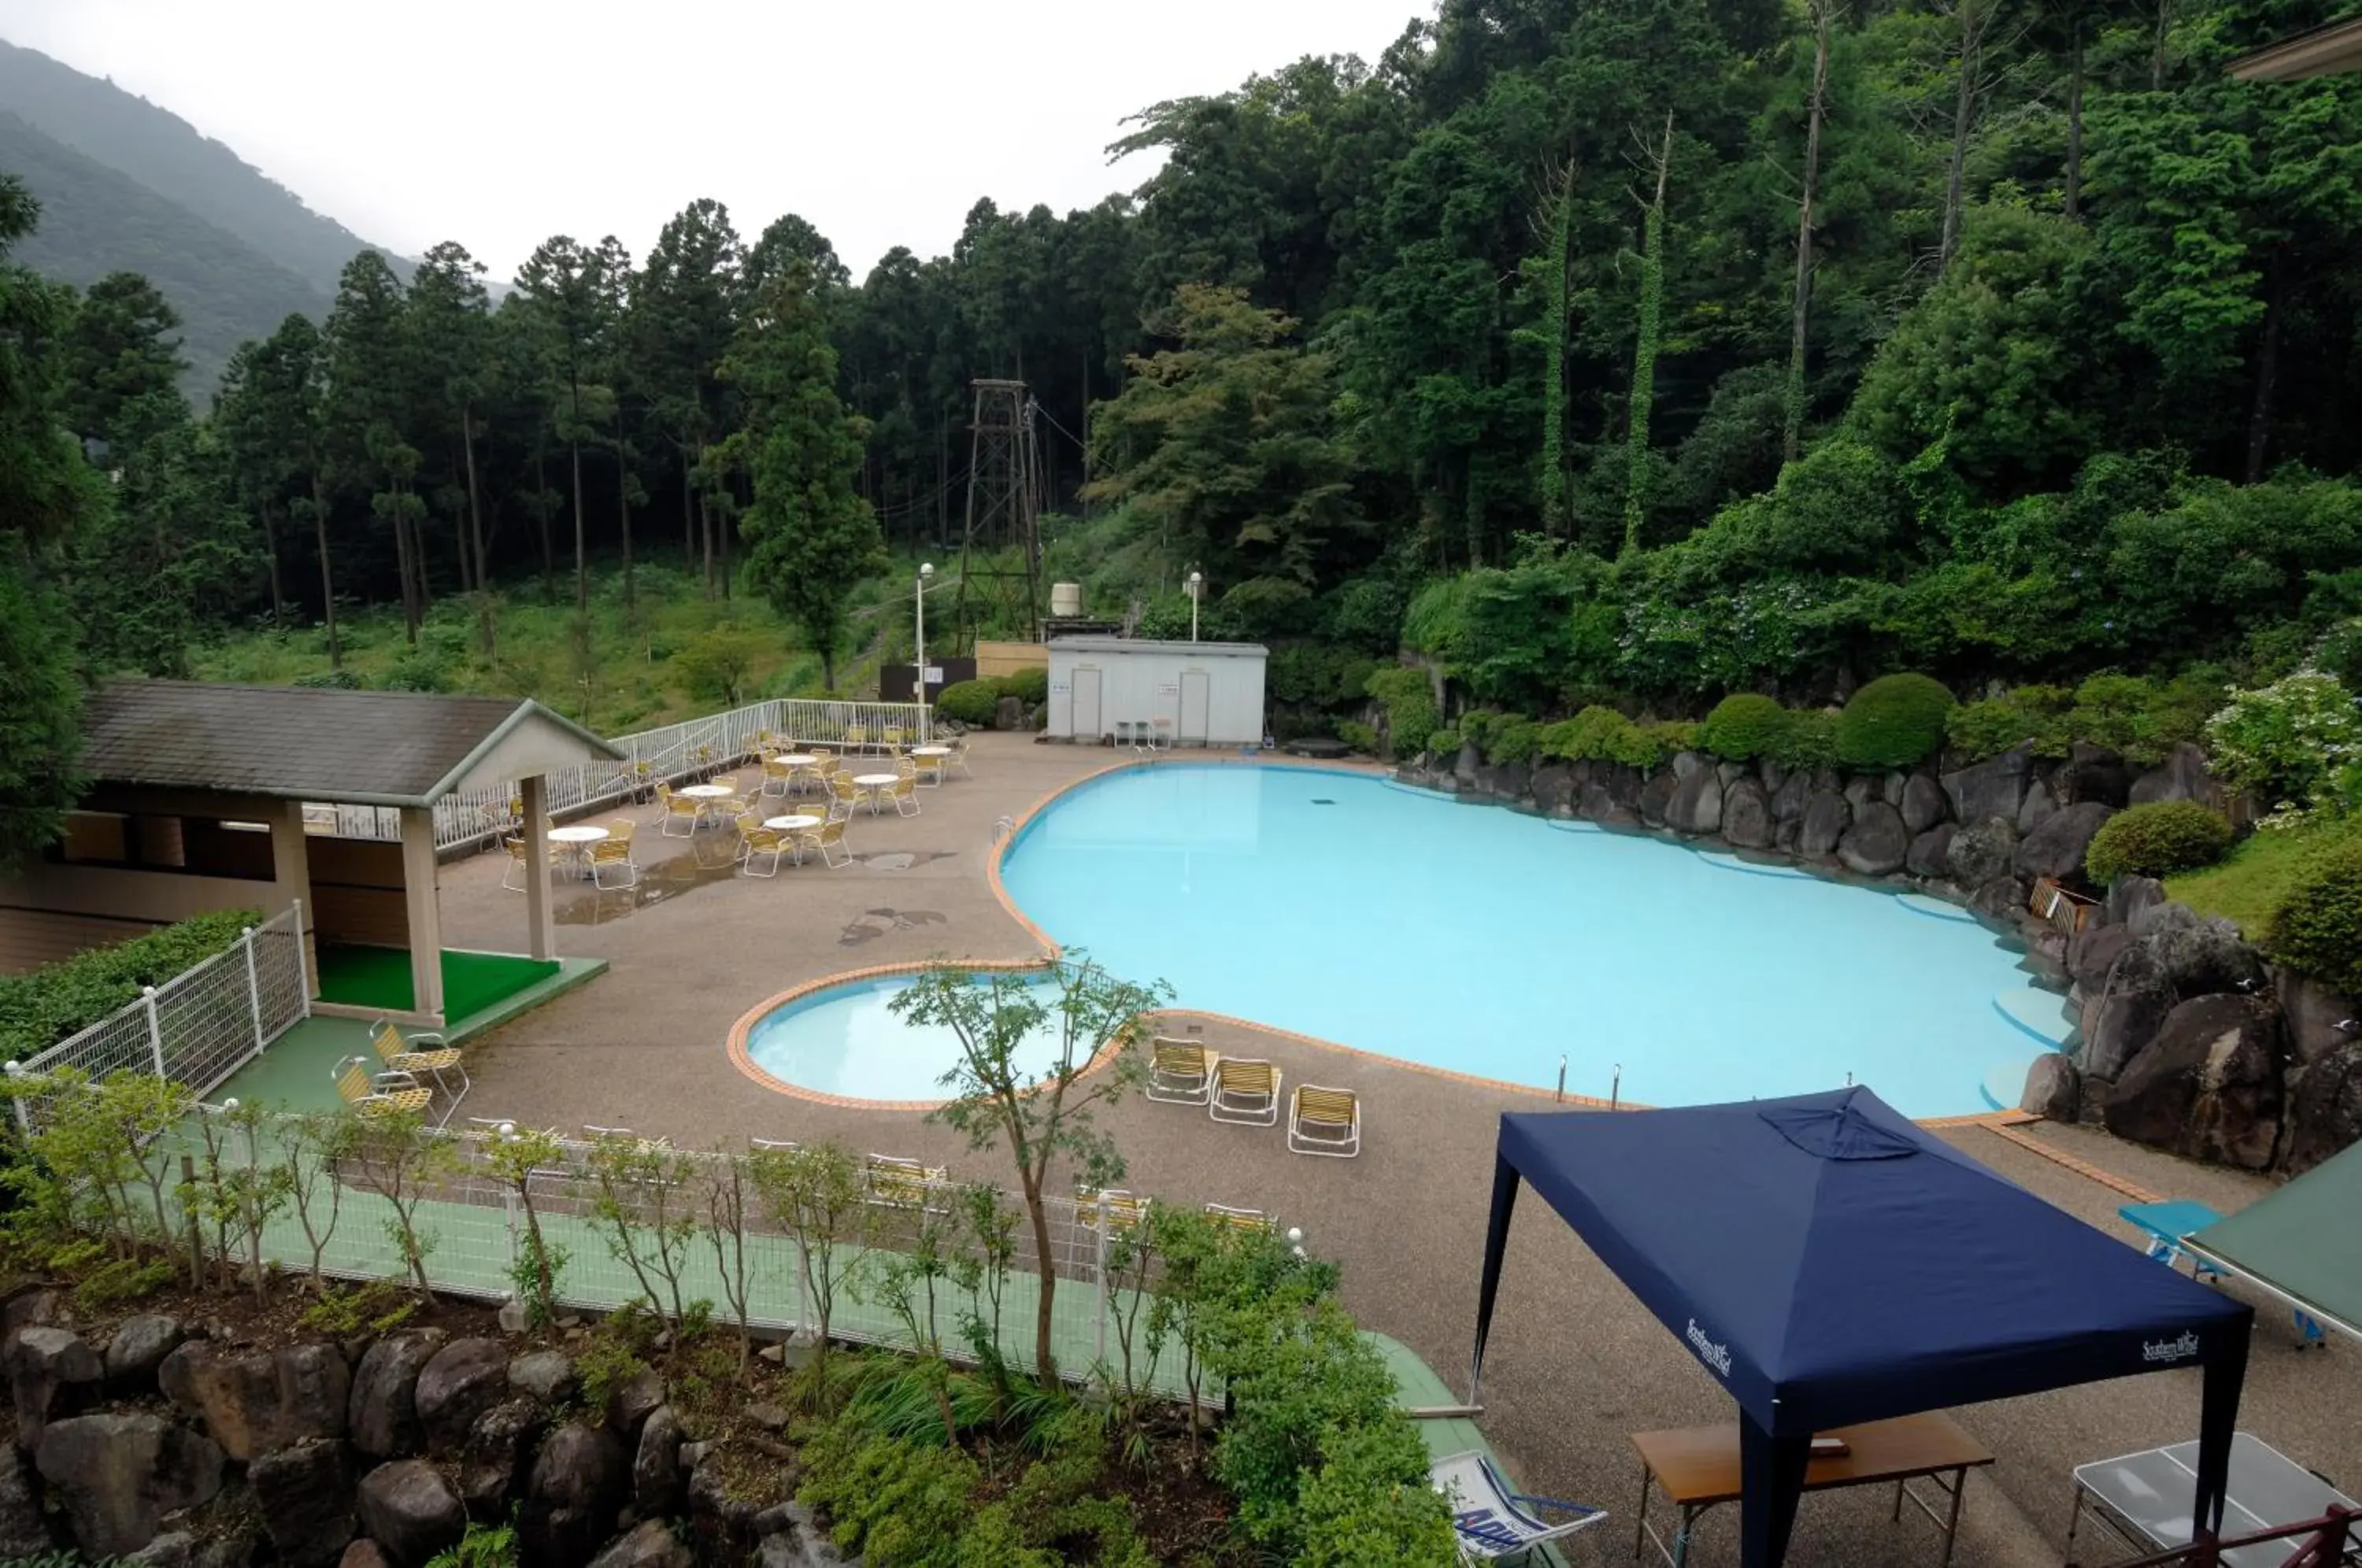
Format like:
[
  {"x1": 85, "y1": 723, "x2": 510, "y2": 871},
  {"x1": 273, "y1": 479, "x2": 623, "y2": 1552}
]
[{"x1": 1630, "y1": 1412, "x2": 1994, "y2": 1566}]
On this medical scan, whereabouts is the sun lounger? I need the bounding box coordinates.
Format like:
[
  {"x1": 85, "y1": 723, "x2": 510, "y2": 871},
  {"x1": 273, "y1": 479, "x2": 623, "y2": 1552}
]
[
  {"x1": 1209, "y1": 1059, "x2": 1282, "y2": 1126},
  {"x1": 1289, "y1": 1085, "x2": 1361, "y2": 1157},
  {"x1": 1431, "y1": 1449, "x2": 1606, "y2": 1562},
  {"x1": 1147, "y1": 1037, "x2": 1219, "y2": 1104}
]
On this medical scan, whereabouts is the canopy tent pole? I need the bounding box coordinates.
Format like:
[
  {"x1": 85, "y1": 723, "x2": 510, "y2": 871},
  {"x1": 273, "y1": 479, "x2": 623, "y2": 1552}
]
[
  {"x1": 1470, "y1": 1151, "x2": 1520, "y2": 1405},
  {"x1": 1740, "y1": 1415, "x2": 1811, "y2": 1568},
  {"x1": 2194, "y1": 1333, "x2": 2249, "y2": 1543}
]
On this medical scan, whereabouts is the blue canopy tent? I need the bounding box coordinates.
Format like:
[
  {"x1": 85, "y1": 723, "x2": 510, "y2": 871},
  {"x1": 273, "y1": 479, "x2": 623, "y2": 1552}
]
[{"x1": 1470, "y1": 1088, "x2": 2253, "y2": 1566}]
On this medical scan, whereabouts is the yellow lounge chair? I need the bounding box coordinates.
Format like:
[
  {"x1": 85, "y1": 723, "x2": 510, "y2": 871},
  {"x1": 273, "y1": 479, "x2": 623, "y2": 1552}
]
[
  {"x1": 335, "y1": 1056, "x2": 432, "y2": 1121},
  {"x1": 1146, "y1": 1037, "x2": 1220, "y2": 1104},
  {"x1": 1204, "y1": 1203, "x2": 1273, "y2": 1232},
  {"x1": 1209, "y1": 1059, "x2": 1283, "y2": 1126},
  {"x1": 370, "y1": 1019, "x2": 469, "y2": 1107},
  {"x1": 1288, "y1": 1085, "x2": 1361, "y2": 1157},
  {"x1": 1078, "y1": 1185, "x2": 1151, "y2": 1231},
  {"x1": 865, "y1": 1153, "x2": 946, "y2": 1208}
]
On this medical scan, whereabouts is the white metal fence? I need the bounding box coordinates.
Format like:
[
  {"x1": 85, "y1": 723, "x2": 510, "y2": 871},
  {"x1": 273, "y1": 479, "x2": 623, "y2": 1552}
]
[
  {"x1": 153, "y1": 1108, "x2": 1202, "y2": 1400},
  {"x1": 6, "y1": 905, "x2": 310, "y2": 1133},
  {"x1": 304, "y1": 697, "x2": 934, "y2": 851}
]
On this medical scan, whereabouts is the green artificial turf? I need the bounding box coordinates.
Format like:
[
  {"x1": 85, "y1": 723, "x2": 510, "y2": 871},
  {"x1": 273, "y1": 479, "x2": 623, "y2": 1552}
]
[{"x1": 315, "y1": 945, "x2": 559, "y2": 1021}]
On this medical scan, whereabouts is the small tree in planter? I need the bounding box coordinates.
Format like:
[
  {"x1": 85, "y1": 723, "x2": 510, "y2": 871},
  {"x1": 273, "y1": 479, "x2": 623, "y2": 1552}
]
[
  {"x1": 585, "y1": 1132, "x2": 702, "y2": 1326},
  {"x1": 483, "y1": 1125, "x2": 572, "y2": 1331},
  {"x1": 889, "y1": 956, "x2": 1168, "y2": 1385},
  {"x1": 750, "y1": 1139, "x2": 868, "y2": 1407},
  {"x1": 345, "y1": 1111, "x2": 457, "y2": 1296},
  {"x1": 281, "y1": 1108, "x2": 356, "y2": 1289}
]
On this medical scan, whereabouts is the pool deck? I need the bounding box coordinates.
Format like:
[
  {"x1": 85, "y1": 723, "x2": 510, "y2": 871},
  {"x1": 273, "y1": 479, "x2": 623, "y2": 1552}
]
[{"x1": 338, "y1": 733, "x2": 2357, "y2": 1566}]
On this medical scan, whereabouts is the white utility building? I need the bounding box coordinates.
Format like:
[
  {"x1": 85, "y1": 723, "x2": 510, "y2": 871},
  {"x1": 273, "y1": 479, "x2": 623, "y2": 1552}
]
[{"x1": 1044, "y1": 637, "x2": 1268, "y2": 746}]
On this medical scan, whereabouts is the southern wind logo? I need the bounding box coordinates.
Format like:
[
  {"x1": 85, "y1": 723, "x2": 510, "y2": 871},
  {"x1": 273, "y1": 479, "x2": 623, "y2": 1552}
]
[
  {"x1": 2142, "y1": 1332, "x2": 2201, "y2": 1364},
  {"x1": 1686, "y1": 1318, "x2": 1734, "y2": 1378}
]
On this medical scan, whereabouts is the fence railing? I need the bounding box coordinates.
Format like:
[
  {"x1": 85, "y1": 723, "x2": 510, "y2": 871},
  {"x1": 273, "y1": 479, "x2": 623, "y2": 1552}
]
[
  {"x1": 302, "y1": 697, "x2": 933, "y2": 852},
  {"x1": 6, "y1": 904, "x2": 310, "y2": 1133},
  {"x1": 143, "y1": 1106, "x2": 1201, "y2": 1399}
]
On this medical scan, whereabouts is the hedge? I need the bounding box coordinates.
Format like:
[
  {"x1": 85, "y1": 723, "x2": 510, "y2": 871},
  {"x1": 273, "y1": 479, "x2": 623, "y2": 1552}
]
[
  {"x1": 932, "y1": 679, "x2": 1000, "y2": 726},
  {"x1": 1834, "y1": 673, "x2": 1956, "y2": 768},
  {"x1": 1363, "y1": 668, "x2": 1438, "y2": 762},
  {"x1": 1698, "y1": 694, "x2": 1789, "y2": 762},
  {"x1": 999, "y1": 666, "x2": 1049, "y2": 706},
  {"x1": 0, "y1": 910, "x2": 260, "y2": 1065},
  {"x1": 2268, "y1": 837, "x2": 2362, "y2": 995},
  {"x1": 2085, "y1": 801, "x2": 2234, "y2": 884}
]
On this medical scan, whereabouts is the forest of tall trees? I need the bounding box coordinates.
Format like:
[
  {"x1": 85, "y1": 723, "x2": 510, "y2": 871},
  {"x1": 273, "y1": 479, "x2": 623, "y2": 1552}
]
[{"x1": 8, "y1": 0, "x2": 2362, "y2": 865}]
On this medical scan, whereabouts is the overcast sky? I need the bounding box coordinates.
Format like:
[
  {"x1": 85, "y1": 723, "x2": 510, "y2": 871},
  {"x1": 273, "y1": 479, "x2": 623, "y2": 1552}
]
[{"x1": 0, "y1": 0, "x2": 1424, "y2": 283}]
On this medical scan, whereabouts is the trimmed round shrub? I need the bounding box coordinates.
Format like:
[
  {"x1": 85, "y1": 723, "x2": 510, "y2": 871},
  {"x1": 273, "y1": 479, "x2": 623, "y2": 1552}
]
[
  {"x1": 1768, "y1": 708, "x2": 1836, "y2": 768},
  {"x1": 1426, "y1": 728, "x2": 1461, "y2": 757},
  {"x1": 1487, "y1": 717, "x2": 1541, "y2": 765},
  {"x1": 1834, "y1": 673, "x2": 1957, "y2": 768},
  {"x1": 932, "y1": 679, "x2": 999, "y2": 726},
  {"x1": 1699, "y1": 694, "x2": 1790, "y2": 761},
  {"x1": 997, "y1": 666, "x2": 1049, "y2": 705},
  {"x1": 2268, "y1": 837, "x2": 2362, "y2": 994},
  {"x1": 2084, "y1": 801, "x2": 2234, "y2": 884},
  {"x1": 1336, "y1": 719, "x2": 1379, "y2": 754}
]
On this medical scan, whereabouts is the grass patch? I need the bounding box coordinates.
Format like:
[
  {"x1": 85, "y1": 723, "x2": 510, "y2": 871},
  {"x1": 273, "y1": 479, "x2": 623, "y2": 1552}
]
[
  {"x1": 191, "y1": 557, "x2": 931, "y2": 732},
  {"x1": 317, "y1": 945, "x2": 559, "y2": 1020},
  {"x1": 2166, "y1": 815, "x2": 2362, "y2": 937}
]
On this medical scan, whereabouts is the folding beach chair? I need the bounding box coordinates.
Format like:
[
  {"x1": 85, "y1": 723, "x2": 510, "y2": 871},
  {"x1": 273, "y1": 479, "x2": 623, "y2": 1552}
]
[{"x1": 1431, "y1": 1450, "x2": 1607, "y2": 1563}]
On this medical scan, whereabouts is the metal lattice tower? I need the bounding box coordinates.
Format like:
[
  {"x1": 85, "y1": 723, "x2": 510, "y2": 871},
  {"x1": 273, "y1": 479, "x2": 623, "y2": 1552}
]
[{"x1": 953, "y1": 378, "x2": 1044, "y2": 648}]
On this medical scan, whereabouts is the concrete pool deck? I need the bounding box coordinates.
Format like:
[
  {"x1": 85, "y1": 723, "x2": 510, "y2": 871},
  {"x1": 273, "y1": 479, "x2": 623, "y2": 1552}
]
[{"x1": 395, "y1": 732, "x2": 2357, "y2": 1566}]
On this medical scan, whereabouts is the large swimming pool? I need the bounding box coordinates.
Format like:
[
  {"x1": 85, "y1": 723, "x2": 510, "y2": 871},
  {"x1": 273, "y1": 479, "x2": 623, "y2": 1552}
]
[{"x1": 997, "y1": 763, "x2": 2060, "y2": 1118}]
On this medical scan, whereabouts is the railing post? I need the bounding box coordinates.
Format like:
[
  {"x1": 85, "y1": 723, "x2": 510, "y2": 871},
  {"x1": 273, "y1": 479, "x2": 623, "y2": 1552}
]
[
  {"x1": 142, "y1": 986, "x2": 166, "y2": 1080},
  {"x1": 5, "y1": 1063, "x2": 29, "y2": 1140},
  {"x1": 1092, "y1": 1193, "x2": 1110, "y2": 1370},
  {"x1": 292, "y1": 898, "x2": 311, "y2": 1012},
  {"x1": 242, "y1": 926, "x2": 266, "y2": 1060}
]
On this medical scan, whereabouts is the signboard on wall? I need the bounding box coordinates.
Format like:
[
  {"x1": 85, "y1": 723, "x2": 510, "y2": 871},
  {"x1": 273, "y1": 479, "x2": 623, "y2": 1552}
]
[
  {"x1": 1157, "y1": 682, "x2": 1179, "y2": 695},
  {"x1": 880, "y1": 657, "x2": 976, "y2": 703}
]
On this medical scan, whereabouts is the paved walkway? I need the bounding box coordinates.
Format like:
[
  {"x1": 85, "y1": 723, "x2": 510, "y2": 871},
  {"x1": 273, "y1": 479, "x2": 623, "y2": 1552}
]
[{"x1": 405, "y1": 734, "x2": 2360, "y2": 1567}]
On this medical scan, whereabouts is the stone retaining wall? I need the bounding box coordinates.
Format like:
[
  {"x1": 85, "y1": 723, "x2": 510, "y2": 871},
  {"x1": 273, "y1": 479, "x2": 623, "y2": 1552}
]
[{"x1": 1394, "y1": 738, "x2": 2360, "y2": 1174}]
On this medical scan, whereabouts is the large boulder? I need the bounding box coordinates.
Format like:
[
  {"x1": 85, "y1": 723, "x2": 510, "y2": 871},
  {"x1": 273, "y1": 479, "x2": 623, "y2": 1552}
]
[
  {"x1": 2020, "y1": 1054, "x2": 2082, "y2": 1120},
  {"x1": 356, "y1": 1460, "x2": 465, "y2": 1568},
  {"x1": 1529, "y1": 764, "x2": 1575, "y2": 816},
  {"x1": 991, "y1": 693, "x2": 1024, "y2": 732},
  {"x1": 2138, "y1": 904, "x2": 2271, "y2": 997},
  {"x1": 1837, "y1": 801, "x2": 1910, "y2": 875},
  {"x1": 2104, "y1": 995, "x2": 2286, "y2": 1169},
  {"x1": 2106, "y1": 875, "x2": 2168, "y2": 928},
  {"x1": 1905, "y1": 824, "x2": 1955, "y2": 879},
  {"x1": 1970, "y1": 874, "x2": 2032, "y2": 923},
  {"x1": 9, "y1": 1326, "x2": 101, "y2": 1448},
  {"x1": 508, "y1": 1351, "x2": 577, "y2": 1406},
  {"x1": 341, "y1": 1544, "x2": 393, "y2": 1568},
  {"x1": 1769, "y1": 771, "x2": 1811, "y2": 826},
  {"x1": 1797, "y1": 790, "x2": 1850, "y2": 858},
  {"x1": 522, "y1": 1422, "x2": 629, "y2": 1568},
  {"x1": 2063, "y1": 743, "x2": 2133, "y2": 808},
  {"x1": 348, "y1": 1330, "x2": 446, "y2": 1459},
  {"x1": 1942, "y1": 745, "x2": 2030, "y2": 825},
  {"x1": 588, "y1": 1519, "x2": 694, "y2": 1568},
  {"x1": 1720, "y1": 778, "x2": 1771, "y2": 849},
  {"x1": 687, "y1": 1458, "x2": 760, "y2": 1566},
  {"x1": 2012, "y1": 801, "x2": 2115, "y2": 884},
  {"x1": 607, "y1": 1369, "x2": 665, "y2": 1438},
  {"x1": 1945, "y1": 816, "x2": 2017, "y2": 889},
  {"x1": 2128, "y1": 741, "x2": 2220, "y2": 808},
  {"x1": 250, "y1": 1437, "x2": 357, "y2": 1568},
  {"x1": 2286, "y1": 1042, "x2": 2362, "y2": 1176},
  {"x1": 106, "y1": 1315, "x2": 186, "y2": 1390},
  {"x1": 2068, "y1": 923, "x2": 2136, "y2": 992},
  {"x1": 1638, "y1": 770, "x2": 1677, "y2": 827},
  {"x1": 0, "y1": 1445, "x2": 48, "y2": 1556},
  {"x1": 1900, "y1": 772, "x2": 1948, "y2": 834},
  {"x1": 1666, "y1": 767, "x2": 1723, "y2": 836},
  {"x1": 159, "y1": 1341, "x2": 348, "y2": 1463},
  {"x1": 2275, "y1": 969, "x2": 2359, "y2": 1069},
  {"x1": 413, "y1": 1338, "x2": 509, "y2": 1457},
  {"x1": 460, "y1": 1398, "x2": 546, "y2": 1517},
  {"x1": 633, "y1": 1405, "x2": 683, "y2": 1517},
  {"x1": 36, "y1": 1411, "x2": 224, "y2": 1561},
  {"x1": 1670, "y1": 749, "x2": 1707, "y2": 781},
  {"x1": 2082, "y1": 941, "x2": 2179, "y2": 1082}
]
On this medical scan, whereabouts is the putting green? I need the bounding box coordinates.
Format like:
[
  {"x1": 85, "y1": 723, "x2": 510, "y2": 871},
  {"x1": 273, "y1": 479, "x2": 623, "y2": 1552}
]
[{"x1": 315, "y1": 945, "x2": 558, "y2": 1021}]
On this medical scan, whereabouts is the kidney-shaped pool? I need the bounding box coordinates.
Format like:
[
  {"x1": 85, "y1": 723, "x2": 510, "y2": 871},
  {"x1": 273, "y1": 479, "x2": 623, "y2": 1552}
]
[{"x1": 993, "y1": 762, "x2": 2063, "y2": 1118}]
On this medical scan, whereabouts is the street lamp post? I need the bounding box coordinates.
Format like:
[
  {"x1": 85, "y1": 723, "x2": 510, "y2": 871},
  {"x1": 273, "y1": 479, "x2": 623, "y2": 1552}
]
[
  {"x1": 1187, "y1": 570, "x2": 1203, "y2": 642},
  {"x1": 915, "y1": 563, "x2": 934, "y2": 701}
]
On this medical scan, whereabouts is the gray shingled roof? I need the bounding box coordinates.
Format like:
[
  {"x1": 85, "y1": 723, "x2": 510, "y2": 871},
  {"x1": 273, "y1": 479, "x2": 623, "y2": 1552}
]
[{"x1": 80, "y1": 681, "x2": 624, "y2": 807}]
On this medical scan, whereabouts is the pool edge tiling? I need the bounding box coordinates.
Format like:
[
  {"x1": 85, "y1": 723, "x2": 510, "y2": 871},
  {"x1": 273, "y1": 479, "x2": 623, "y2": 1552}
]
[{"x1": 993, "y1": 757, "x2": 2045, "y2": 1119}]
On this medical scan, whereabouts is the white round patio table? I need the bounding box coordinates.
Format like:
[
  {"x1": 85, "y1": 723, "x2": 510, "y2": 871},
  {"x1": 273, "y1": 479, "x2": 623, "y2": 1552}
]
[
  {"x1": 853, "y1": 773, "x2": 898, "y2": 815},
  {"x1": 911, "y1": 745, "x2": 950, "y2": 756},
  {"x1": 678, "y1": 784, "x2": 735, "y2": 799},
  {"x1": 547, "y1": 823, "x2": 608, "y2": 878},
  {"x1": 772, "y1": 753, "x2": 818, "y2": 767},
  {"x1": 765, "y1": 815, "x2": 823, "y2": 832}
]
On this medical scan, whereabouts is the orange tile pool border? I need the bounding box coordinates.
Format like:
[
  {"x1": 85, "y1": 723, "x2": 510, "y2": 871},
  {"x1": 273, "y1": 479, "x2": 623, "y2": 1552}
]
[{"x1": 727, "y1": 747, "x2": 2056, "y2": 1140}]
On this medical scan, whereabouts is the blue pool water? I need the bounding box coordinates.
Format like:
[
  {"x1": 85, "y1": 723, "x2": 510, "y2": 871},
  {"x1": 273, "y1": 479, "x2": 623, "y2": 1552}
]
[
  {"x1": 744, "y1": 972, "x2": 1072, "y2": 1101},
  {"x1": 995, "y1": 764, "x2": 2053, "y2": 1118}
]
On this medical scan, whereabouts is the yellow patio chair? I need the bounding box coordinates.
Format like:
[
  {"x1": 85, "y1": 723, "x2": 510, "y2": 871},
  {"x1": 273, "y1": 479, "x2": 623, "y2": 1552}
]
[
  {"x1": 846, "y1": 723, "x2": 870, "y2": 755},
  {"x1": 1204, "y1": 1203, "x2": 1273, "y2": 1232},
  {"x1": 657, "y1": 783, "x2": 702, "y2": 838},
  {"x1": 761, "y1": 757, "x2": 797, "y2": 798},
  {"x1": 913, "y1": 753, "x2": 946, "y2": 788},
  {"x1": 1077, "y1": 1185, "x2": 1152, "y2": 1231},
  {"x1": 865, "y1": 1153, "x2": 946, "y2": 1209},
  {"x1": 1146, "y1": 1037, "x2": 1220, "y2": 1104},
  {"x1": 500, "y1": 836, "x2": 534, "y2": 892},
  {"x1": 888, "y1": 774, "x2": 920, "y2": 818},
  {"x1": 739, "y1": 818, "x2": 788, "y2": 878},
  {"x1": 334, "y1": 1056, "x2": 431, "y2": 1121},
  {"x1": 1288, "y1": 1085, "x2": 1361, "y2": 1157},
  {"x1": 882, "y1": 724, "x2": 907, "y2": 753},
  {"x1": 947, "y1": 738, "x2": 973, "y2": 779},
  {"x1": 793, "y1": 815, "x2": 853, "y2": 869},
  {"x1": 1209, "y1": 1059, "x2": 1283, "y2": 1126},
  {"x1": 370, "y1": 1018, "x2": 469, "y2": 1106},
  {"x1": 590, "y1": 819, "x2": 639, "y2": 889}
]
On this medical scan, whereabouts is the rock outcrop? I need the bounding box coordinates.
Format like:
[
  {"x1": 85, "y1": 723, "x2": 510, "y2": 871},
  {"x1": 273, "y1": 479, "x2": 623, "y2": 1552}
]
[
  {"x1": 36, "y1": 1411, "x2": 224, "y2": 1561},
  {"x1": 159, "y1": 1341, "x2": 348, "y2": 1463},
  {"x1": 2104, "y1": 995, "x2": 2286, "y2": 1169}
]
